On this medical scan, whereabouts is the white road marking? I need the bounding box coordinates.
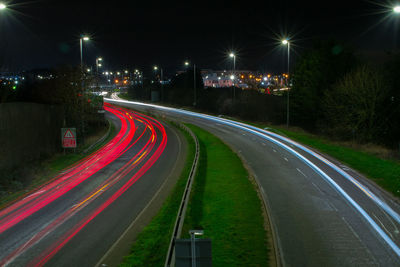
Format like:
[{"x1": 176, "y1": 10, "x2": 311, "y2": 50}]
[
  {"x1": 284, "y1": 157, "x2": 289, "y2": 162},
  {"x1": 312, "y1": 182, "x2": 325, "y2": 195},
  {"x1": 296, "y1": 168, "x2": 307, "y2": 178},
  {"x1": 273, "y1": 149, "x2": 277, "y2": 153},
  {"x1": 373, "y1": 213, "x2": 394, "y2": 239}
]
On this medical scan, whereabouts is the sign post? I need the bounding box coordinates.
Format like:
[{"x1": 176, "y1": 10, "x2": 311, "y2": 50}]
[{"x1": 61, "y1": 128, "x2": 77, "y2": 149}]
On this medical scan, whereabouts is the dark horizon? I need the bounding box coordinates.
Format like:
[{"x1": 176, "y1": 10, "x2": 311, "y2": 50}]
[{"x1": 1, "y1": 0, "x2": 400, "y2": 74}]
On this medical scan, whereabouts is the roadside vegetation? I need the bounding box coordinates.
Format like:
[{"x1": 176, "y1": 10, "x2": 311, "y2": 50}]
[
  {"x1": 181, "y1": 124, "x2": 269, "y2": 266},
  {"x1": 120, "y1": 125, "x2": 195, "y2": 267},
  {"x1": 0, "y1": 120, "x2": 115, "y2": 208}
]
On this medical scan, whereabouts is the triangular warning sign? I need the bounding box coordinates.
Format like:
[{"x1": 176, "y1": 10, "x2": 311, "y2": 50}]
[{"x1": 64, "y1": 130, "x2": 74, "y2": 138}]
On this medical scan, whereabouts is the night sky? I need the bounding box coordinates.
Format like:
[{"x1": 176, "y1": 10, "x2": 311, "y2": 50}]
[{"x1": 0, "y1": 0, "x2": 399, "y2": 74}]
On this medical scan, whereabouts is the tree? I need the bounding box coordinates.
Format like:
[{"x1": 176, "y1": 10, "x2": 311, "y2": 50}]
[
  {"x1": 323, "y1": 64, "x2": 390, "y2": 143},
  {"x1": 291, "y1": 40, "x2": 357, "y2": 130}
]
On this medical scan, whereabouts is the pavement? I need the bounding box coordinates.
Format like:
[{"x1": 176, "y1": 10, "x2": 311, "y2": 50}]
[
  {"x1": 107, "y1": 95, "x2": 400, "y2": 267},
  {"x1": 0, "y1": 103, "x2": 186, "y2": 266}
]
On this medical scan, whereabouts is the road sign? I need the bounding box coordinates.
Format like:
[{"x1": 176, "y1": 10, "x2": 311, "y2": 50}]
[
  {"x1": 62, "y1": 128, "x2": 77, "y2": 148},
  {"x1": 175, "y1": 239, "x2": 212, "y2": 267}
]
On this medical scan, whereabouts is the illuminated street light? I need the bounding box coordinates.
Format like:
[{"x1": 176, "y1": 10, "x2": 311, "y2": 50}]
[
  {"x1": 184, "y1": 60, "x2": 197, "y2": 106},
  {"x1": 229, "y1": 52, "x2": 236, "y2": 100},
  {"x1": 0, "y1": 3, "x2": 6, "y2": 10},
  {"x1": 80, "y1": 35, "x2": 90, "y2": 68},
  {"x1": 125, "y1": 70, "x2": 128, "y2": 74},
  {"x1": 282, "y1": 39, "x2": 290, "y2": 127},
  {"x1": 154, "y1": 65, "x2": 164, "y2": 101},
  {"x1": 394, "y1": 6, "x2": 400, "y2": 13}
]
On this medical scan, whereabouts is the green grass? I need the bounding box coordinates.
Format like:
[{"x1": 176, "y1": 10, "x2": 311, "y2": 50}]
[
  {"x1": 120, "y1": 126, "x2": 196, "y2": 267},
  {"x1": 263, "y1": 125, "x2": 400, "y2": 197},
  {"x1": 182, "y1": 124, "x2": 269, "y2": 267},
  {"x1": 0, "y1": 121, "x2": 115, "y2": 208}
]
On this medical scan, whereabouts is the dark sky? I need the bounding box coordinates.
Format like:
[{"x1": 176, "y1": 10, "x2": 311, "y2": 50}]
[{"x1": 1, "y1": 0, "x2": 399, "y2": 74}]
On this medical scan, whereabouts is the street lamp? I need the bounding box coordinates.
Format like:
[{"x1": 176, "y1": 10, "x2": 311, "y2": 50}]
[
  {"x1": 282, "y1": 39, "x2": 290, "y2": 128},
  {"x1": 154, "y1": 65, "x2": 164, "y2": 101},
  {"x1": 96, "y1": 57, "x2": 103, "y2": 73},
  {"x1": 184, "y1": 60, "x2": 197, "y2": 106},
  {"x1": 0, "y1": 3, "x2": 6, "y2": 10},
  {"x1": 229, "y1": 52, "x2": 237, "y2": 100},
  {"x1": 394, "y1": 6, "x2": 400, "y2": 13},
  {"x1": 79, "y1": 35, "x2": 90, "y2": 69},
  {"x1": 189, "y1": 230, "x2": 204, "y2": 267}
]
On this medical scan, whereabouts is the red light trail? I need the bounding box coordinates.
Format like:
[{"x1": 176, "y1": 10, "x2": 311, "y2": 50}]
[{"x1": 0, "y1": 104, "x2": 168, "y2": 266}]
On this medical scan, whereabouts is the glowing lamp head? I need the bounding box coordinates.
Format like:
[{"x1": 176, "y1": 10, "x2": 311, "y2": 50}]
[
  {"x1": 0, "y1": 3, "x2": 6, "y2": 10},
  {"x1": 229, "y1": 53, "x2": 235, "y2": 58},
  {"x1": 282, "y1": 39, "x2": 289, "y2": 45},
  {"x1": 230, "y1": 75, "x2": 235, "y2": 80},
  {"x1": 394, "y1": 6, "x2": 400, "y2": 13},
  {"x1": 154, "y1": 66, "x2": 158, "y2": 70},
  {"x1": 98, "y1": 57, "x2": 103, "y2": 61},
  {"x1": 185, "y1": 61, "x2": 189, "y2": 66},
  {"x1": 82, "y1": 36, "x2": 90, "y2": 41}
]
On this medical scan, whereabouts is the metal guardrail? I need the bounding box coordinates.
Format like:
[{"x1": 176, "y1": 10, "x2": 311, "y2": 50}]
[
  {"x1": 164, "y1": 124, "x2": 200, "y2": 267},
  {"x1": 82, "y1": 119, "x2": 112, "y2": 154}
]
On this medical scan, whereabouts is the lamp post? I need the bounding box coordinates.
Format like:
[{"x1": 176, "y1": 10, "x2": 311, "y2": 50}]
[
  {"x1": 282, "y1": 39, "x2": 290, "y2": 128},
  {"x1": 79, "y1": 35, "x2": 90, "y2": 144},
  {"x1": 154, "y1": 66, "x2": 164, "y2": 101},
  {"x1": 96, "y1": 57, "x2": 102, "y2": 73},
  {"x1": 229, "y1": 52, "x2": 236, "y2": 101},
  {"x1": 185, "y1": 61, "x2": 197, "y2": 106},
  {"x1": 79, "y1": 36, "x2": 90, "y2": 70},
  {"x1": 189, "y1": 230, "x2": 204, "y2": 267}
]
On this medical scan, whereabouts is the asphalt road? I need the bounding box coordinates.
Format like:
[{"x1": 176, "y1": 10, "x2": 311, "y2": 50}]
[
  {"x1": 107, "y1": 96, "x2": 400, "y2": 266},
  {"x1": 0, "y1": 103, "x2": 185, "y2": 266}
]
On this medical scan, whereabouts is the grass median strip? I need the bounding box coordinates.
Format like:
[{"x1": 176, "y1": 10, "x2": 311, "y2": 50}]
[
  {"x1": 182, "y1": 124, "x2": 269, "y2": 267},
  {"x1": 120, "y1": 126, "x2": 196, "y2": 267}
]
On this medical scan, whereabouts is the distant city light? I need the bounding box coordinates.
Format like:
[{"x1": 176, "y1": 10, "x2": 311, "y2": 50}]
[
  {"x1": 87, "y1": 68, "x2": 91, "y2": 72},
  {"x1": 394, "y1": 6, "x2": 400, "y2": 13},
  {"x1": 125, "y1": 70, "x2": 128, "y2": 74},
  {"x1": 98, "y1": 63, "x2": 102, "y2": 67},
  {"x1": 230, "y1": 75, "x2": 235, "y2": 80},
  {"x1": 264, "y1": 77, "x2": 268, "y2": 81}
]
